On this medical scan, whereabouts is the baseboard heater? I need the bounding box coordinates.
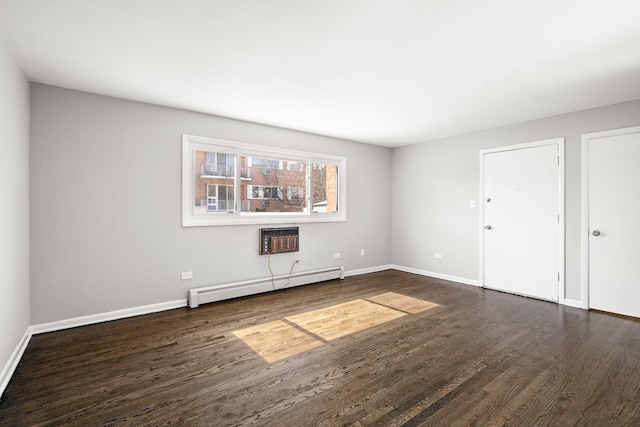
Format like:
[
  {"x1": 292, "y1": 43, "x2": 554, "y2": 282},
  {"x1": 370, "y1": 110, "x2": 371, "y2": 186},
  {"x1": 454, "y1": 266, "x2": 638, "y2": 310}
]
[{"x1": 188, "y1": 265, "x2": 345, "y2": 308}]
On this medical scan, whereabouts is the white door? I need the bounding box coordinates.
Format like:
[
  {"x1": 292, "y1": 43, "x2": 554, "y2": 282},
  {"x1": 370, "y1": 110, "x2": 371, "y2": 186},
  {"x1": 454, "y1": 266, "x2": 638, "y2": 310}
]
[
  {"x1": 588, "y1": 128, "x2": 640, "y2": 318},
  {"x1": 482, "y1": 142, "x2": 560, "y2": 301}
]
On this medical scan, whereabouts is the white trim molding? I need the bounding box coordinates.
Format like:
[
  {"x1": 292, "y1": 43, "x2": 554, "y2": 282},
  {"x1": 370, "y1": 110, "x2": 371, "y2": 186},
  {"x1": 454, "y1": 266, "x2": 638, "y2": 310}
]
[
  {"x1": 391, "y1": 265, "x2": 480, "y2": 287},
  {"x1": 0, "y1": 328, "x2": 32, "y2": 399},
  {"x1": 344, "y1": 265, "x2": 393, "y2": 277},
  {"x1": 30, "y1": 299, "x2": 188, "y2": 335},
  {"x1": 561, "y1": 298, "x2": 584, "y2": 309}
]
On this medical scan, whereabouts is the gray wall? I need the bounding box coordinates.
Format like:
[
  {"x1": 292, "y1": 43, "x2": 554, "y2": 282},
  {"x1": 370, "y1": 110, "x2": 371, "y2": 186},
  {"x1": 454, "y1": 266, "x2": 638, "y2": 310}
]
[
  {"x1": 30, "y1": 84, "x2": 392, "y2": 325},
  {"x1": 391, "y1": 99, "x2": 640, "y2": 301},
  {"x1": 0, "y1": 37, "x2": 30, "y2": 381},
  {"x1": 25, "y1": 82, "x2": 640, "y2": 325}
]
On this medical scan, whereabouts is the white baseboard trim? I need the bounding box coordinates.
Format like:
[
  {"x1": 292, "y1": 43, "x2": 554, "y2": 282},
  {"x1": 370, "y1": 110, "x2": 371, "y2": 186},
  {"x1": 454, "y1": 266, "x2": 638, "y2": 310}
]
[
  {"x1": 390, "y1": 265, "x2": 480, "y2": 287},
  {"x1": 1, "y1": 328, "x2": 32, "y2": 399},
  {"x1": 30, "y1": 265, "x2": 396, "y2": 334},
  {"x1": 30, "y1": 299, "x2": 188, "y2": 335},
  {"x1": 344, "y1": 264, "x2": 393, "y2": 277},
  {"x1": 561, "y1": 298, "x2": 584, "y2": 309}
]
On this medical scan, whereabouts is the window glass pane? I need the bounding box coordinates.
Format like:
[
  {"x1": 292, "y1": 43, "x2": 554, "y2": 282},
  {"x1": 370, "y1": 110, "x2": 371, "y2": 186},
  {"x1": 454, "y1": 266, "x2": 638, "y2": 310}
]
[
  {"x1": 252, "y1": 186, "x2": 260, "y2": 199},
  {"x1": 218, "y1": 185, "x2": 234, "y2": 211},
  {"x1": 240, "y1": 156, "x2": 307, "y2": 213},
  {"x1": 312, "y1": 163, "x2": 338, "y2": 213},
  {"x1": 251, "y1": 157, "x2": 279, "y2": 169},
  {"x1": 287, "y1": 161, "x2": 305, "y2": 172},
  {"x1": 194, "y1": 150, "x2": 236, "y2": 213}
]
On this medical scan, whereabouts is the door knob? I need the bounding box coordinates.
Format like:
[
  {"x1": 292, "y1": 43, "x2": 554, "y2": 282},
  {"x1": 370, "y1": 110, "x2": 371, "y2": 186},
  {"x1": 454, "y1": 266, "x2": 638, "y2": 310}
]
[
  {"x1": 592, "y1": 230, "x2": 601, "y2": 236},
  {"x1": 485, "y1": 225, "x2": 492, "y2": 230}
]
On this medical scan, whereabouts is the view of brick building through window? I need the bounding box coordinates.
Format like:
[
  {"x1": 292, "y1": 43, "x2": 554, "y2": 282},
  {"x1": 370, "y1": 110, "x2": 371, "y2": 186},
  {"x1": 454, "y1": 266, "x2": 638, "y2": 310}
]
[{"x1": 194, "y1": 150, "x2": 337, "y2": 214}]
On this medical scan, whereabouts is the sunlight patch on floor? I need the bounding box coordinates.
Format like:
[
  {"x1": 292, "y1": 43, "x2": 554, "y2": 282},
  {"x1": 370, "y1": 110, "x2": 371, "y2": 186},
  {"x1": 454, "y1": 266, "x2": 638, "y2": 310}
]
[
  {"x1": 231, "y1": 320, "x2": 323, "y2": 363},
  {"x1": 367, "y1": 292, "x2": 439, "y2": 314},
  {"x1": 286, "y1": 299, "x2": 406, "y2": 341},
  {"x1": 232, "y1": 292, "x2": 439, "y2": 363}
]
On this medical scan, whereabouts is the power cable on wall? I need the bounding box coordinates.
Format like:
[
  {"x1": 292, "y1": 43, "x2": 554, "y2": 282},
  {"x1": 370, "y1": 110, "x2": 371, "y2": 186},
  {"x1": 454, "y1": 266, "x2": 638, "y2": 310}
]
[{"x1": 267, "y1": 254, "x2": 300, "y2": 290}]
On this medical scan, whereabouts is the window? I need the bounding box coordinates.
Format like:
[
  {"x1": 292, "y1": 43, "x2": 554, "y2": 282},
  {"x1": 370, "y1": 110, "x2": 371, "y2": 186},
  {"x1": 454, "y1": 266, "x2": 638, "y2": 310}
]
[
  {"x1": 182, "y1": 134, "x2": 347, "y2": 226},
  {"x1": 287, "y1": 161, "x2": 305, "y2": 172},
  {"x1": 287, "y1": 187, "x2": 305, "y2": 200},
  {"x1": 202, "y1": 152, "x2": 235, "y2": 177},
  {"x1": 250, "y1": 157, "x2": 281, "y2": 169},
  {"x1": 207, "y1": 184, "x2": 234, "y2": 212},
  {"x1": 249, "y1": 185, "x2": 280, "y2": 199}
]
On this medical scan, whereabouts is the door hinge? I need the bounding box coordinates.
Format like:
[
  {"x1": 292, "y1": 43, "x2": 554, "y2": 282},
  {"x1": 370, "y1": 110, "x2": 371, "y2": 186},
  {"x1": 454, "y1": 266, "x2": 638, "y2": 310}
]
[{"x1": 558, "y1": 272, "x2": 560, "y2": 281}]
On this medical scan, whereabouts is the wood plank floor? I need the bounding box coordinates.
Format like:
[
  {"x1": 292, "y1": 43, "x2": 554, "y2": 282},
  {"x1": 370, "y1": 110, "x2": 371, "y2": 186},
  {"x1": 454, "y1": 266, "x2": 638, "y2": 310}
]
[{"x1": 2, "y1": 270, "x2": 640, "y2": 426}]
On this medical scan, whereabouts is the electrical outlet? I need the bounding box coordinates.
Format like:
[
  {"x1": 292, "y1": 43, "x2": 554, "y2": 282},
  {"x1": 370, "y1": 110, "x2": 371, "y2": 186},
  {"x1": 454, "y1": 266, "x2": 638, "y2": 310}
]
[
  {"x1": 434, "y1": 254, "x2": 442, "y2": 260},
  {"x1": 360, "y1": 248, "x2": 365, "y2": 256},
  {"x1": 334, "y1": 253, "x2": 341, "y2": 259},
  {"x1": 181, "y1": 271, "x2": 193, "y2": 280}
]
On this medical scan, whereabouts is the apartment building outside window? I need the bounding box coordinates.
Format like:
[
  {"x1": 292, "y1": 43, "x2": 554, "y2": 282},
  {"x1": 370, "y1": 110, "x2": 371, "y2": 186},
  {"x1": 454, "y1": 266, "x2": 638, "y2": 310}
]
[{"x1": 183, "y1": 135, "x2": 346, "y2": 226}]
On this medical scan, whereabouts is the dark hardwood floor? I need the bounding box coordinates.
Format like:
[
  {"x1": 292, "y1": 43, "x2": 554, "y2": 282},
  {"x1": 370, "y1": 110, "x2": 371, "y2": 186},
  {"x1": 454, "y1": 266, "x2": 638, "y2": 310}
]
[{"x1": 2, "y1": 270, "x2": 640, "y2": 426}]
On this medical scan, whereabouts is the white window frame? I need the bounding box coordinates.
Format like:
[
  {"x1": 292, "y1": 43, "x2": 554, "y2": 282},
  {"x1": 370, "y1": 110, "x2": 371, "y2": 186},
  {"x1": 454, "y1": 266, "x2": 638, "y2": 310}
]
[{"x1": 182, "y1": 134, "x2": 347, "y2": 226}]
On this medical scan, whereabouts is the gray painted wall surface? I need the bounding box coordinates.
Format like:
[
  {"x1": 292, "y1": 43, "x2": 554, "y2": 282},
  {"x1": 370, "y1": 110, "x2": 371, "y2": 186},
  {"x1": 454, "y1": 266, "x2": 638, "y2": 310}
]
[
  {"x1": 24, "y1": 83, "x2": 640, "y2": 324},
  {"x1": 391, "y1": 99, "x2": 640, "y2": 301},
  {"x1": 30, "y1": 84, "x2": 392, "y2": 324},
  {"x1": 0, "y1": 37, "x2": 30, "y2": 377}
]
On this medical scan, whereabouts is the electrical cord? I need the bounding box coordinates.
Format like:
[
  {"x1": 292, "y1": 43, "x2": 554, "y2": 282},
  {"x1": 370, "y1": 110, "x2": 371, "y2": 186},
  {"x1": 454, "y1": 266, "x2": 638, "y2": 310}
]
[{"x1": 267, "y1": 254, "x2": 300, "y2": 290}]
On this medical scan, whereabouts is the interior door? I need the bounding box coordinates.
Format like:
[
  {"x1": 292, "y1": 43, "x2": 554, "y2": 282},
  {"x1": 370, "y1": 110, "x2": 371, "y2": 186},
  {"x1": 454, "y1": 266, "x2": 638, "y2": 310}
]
[
  {"x1": 588, "y1": 129, "x2": 640, "y2": 318},
  {"x1": 483, "y1": 143, "x2": 559, "y2": 301}
]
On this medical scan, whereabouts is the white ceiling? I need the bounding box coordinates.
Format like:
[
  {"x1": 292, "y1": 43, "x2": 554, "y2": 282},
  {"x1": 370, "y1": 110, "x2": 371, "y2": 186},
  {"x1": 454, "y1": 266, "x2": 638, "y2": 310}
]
[{"x1": 1, "y1": 0, "x2": 639, "y2": 147}]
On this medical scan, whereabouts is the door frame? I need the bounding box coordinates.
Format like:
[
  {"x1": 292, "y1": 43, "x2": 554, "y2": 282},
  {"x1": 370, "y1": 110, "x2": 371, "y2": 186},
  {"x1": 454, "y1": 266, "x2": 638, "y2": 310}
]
[
  {"x1": 479, "y1": 137, "x2": 565, "y2": 301},
  {"x1": 580, "y1": 126, "x2": 640, "y2": 310}
]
